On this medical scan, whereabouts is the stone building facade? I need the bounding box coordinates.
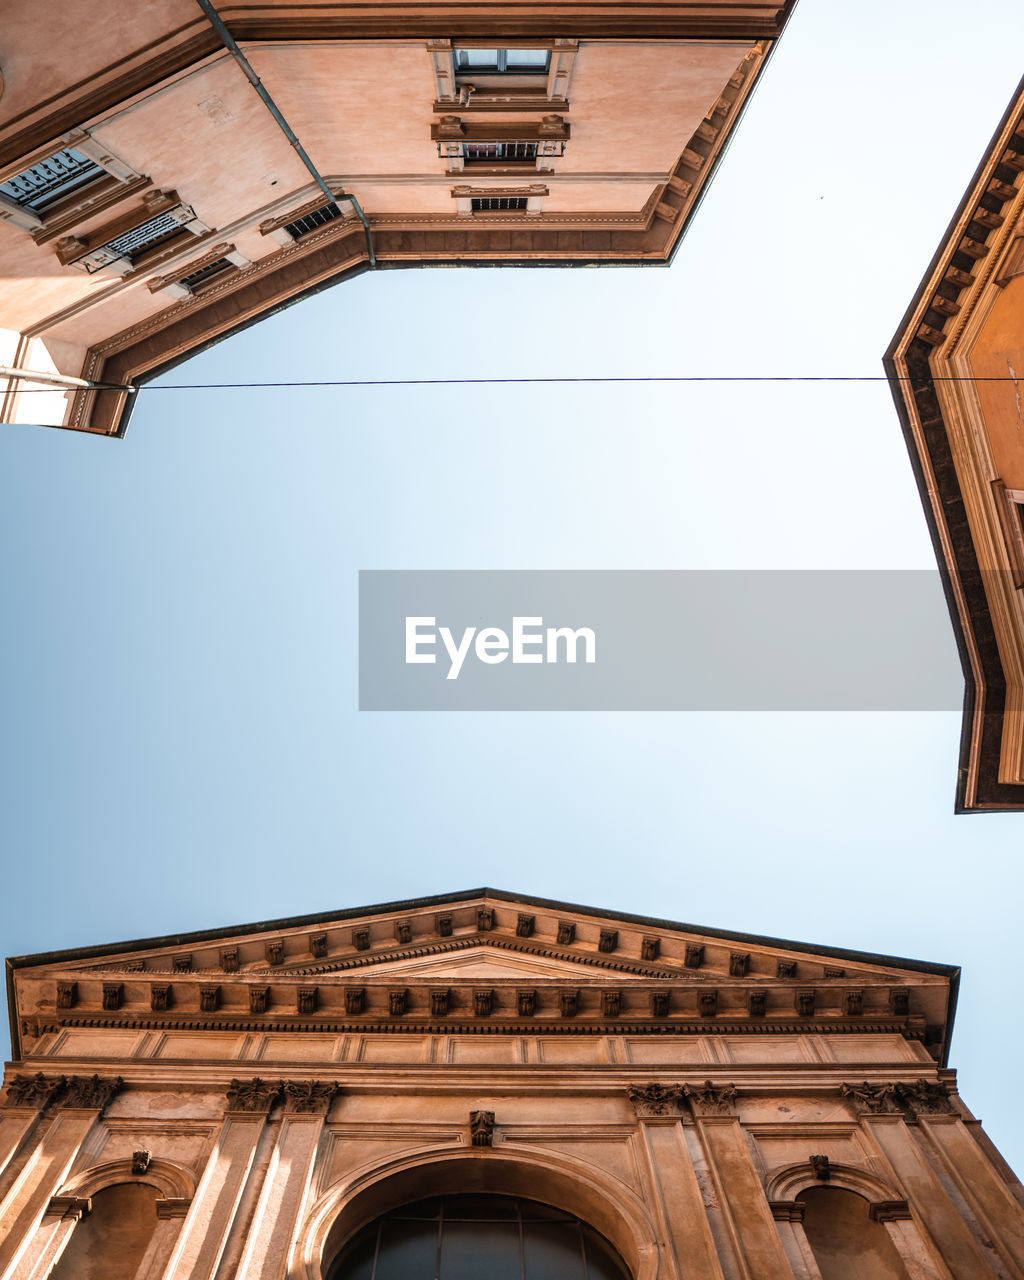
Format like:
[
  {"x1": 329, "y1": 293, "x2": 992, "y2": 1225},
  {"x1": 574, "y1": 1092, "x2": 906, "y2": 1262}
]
[
  {"x1": 887, "y1": 73, "x2": 1024, "y2": 810},
  {"x1": 2, "y1": 888, "x2": 1023, "y2": 1279},
  {"x1": 0, "y1": 1, "x2": 793, "y2": 436}
]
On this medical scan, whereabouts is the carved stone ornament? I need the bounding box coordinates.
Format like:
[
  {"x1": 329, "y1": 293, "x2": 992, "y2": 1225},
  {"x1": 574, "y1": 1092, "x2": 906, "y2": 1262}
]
[
  {"x1": 266, "y1": 940, "x2": 284, "y2": 967},
  {"x1": 353, "y1": 928, "x2": 371, "y2": 951},
  {"x1": 56, "y1": 981, "x2": 76, "y2": 1009},
  {"x1": 474, "y1": 989, "x2": 494, "y2": 1017},
  {"x1": 810, "y1": 1154, "x2": 830, "y2": 1181},
  {"x1": 683, "y1": 1080, "x2": 738, "y2": 1117},
  {"x1": 132, "y1": 1150, "x2": 152, "y2": 1176},
  {"x1": 839, "y1": 1081, "x2": 902, "y2": 1115},
  {"x1": 516, "y1": 914, "x2": 535, "y2": 938},
  {"x1": 4, "y1": 1072, "x2": 65, "y2": 1109},
  {"x1": 172, "y1": 954, "x2": 193, "y2": 974},
  {"x1": 102, "y1": 982, "x2": 123, "y2": 1011},
  {"x1": 284, "y1": 1080, "x2": 339, "y2": 1114},
  {"x1": 477, "y1": 908, "x2": 494, "y2": 931},
  {"x1": 729, "y1": 952, "x2": 750, "y2": 977},
  {"x1": 516, "y1": 989, "x2": 536, "y2": 1016},
  {"x1": 896, "y1": 1081, "x2": 955, "y2": 1118},
  {"x1": 470, "y1": 1110, "x2": 495, "y2": 1146},
  {"x1": 598, "y1": 929, "x2": 618, "y2": 953},
  {"x1": 890, "y1": 988, "x2": 910, "y2": 1016},
  {"x1": 602, "y1": 991, "x2": 621, "y2": 1017},
  {"x1": 395, "y1": 919, "x2": 413, "y2": 944},
  {"x1": 199, "y1": 985, "x2": 220, "y2": 1013},
  {"x1": 345, "y1": 987, "x2": 365, "y2": 1015},
  {"x1": 626, "y1": 1083, "x2": 685, "y2": 1117},
  {"x1": 221, "y1": 947, "x2": 239, "y2": 973},
  {"x1": 824, "y1": 967, "x2": 846, "y2": 979},
  {"x1": 62, "y1": 1075, "x2": 125, "y2": 1112},
  {"x1": 641, "y1": 936, "x2": 660, "y2": 961},
  {"x1": 297, "y1": 987, "x2": 318, "y2": 1015},
  {"x1": 698, "y1": 990, "x2": 718, "y2": 1017},
  {"x1": 557, "y1": 921, "x2": 575, "y2": 945},
  {"x1": 650, "y1": 991, "x2": 669, "y2": 1018},
  {"x1": 389, "y1": 989, "x2": 407, "y2": 1016},
  {"x1": 226, "y1": 1078, "x2": 282, "y2": 1113},
  {"x1": 310, "y1": 932, "x2": 328, "y2": 959},
  {"x1": 560, "y1": 990, "x2": 578, "y2": 1018},
  {"x1": 796, "y1": 990, "x2": 815, "y2": 1017},
  {"x1": 748, "y1": 991, "x2": 767, "y2": 1017},
  {"x1": 431, "y1": 988, "x2": 450, "y2": 1016},
  {"x1": 843, "y1": 990, "x2": 863, "y2": 1016},
  {"x1": 685, "y1": 944, "x2": 704, "y2": 969},
  {"x1": 436, "y1": 913, "x2": 453, "y2": 937},
  {"x1": 151, "y1": 984, "x2": 171, "y2": 1012},
  {"x1": 250, "y1": 986, "x2": 269, "y2": 1014},
  {"x1": 777, "y1": 960, "x2": 797, "y2": 978}
]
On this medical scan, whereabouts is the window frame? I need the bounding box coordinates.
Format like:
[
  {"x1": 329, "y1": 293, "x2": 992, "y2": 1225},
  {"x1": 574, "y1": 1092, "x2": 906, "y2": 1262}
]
[{"x1": 0, "y1": 131, "x2": 147, "y2": 241}]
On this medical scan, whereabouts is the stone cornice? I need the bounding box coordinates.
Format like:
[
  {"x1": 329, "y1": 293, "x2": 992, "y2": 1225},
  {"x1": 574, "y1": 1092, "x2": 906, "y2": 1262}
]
[{"x1": 35, "y1": 1013, "x2": 917, "y2": 1039}]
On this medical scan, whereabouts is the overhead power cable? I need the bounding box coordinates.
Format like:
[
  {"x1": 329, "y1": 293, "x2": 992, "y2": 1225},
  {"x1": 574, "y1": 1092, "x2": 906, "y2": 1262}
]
[{"x1": 8, "y1": 373, "x2": 1024, "y2": 392}]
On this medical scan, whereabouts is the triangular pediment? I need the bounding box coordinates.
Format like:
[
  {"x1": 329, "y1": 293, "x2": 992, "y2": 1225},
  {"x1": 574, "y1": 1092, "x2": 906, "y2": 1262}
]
[{"x1": 7, "y1": 889, "x2": 959, "y2": 1061}]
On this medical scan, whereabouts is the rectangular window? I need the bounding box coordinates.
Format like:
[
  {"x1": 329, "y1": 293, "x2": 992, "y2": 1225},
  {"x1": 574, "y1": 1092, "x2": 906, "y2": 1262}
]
[
  {"x1": 177, "y1": 256, "x2": 234, "y2": 293},
  {"x1": 470, "y1": 197, "x2": 528, "y2": 212},
  {"x1": 454, "y1": 48, "x2": 550, "y2": 74},
  {"x1": 464, "y1": 142, "x2": 538, "y2": 164},
  {"x1": 283, "y1": 201, "x2": 341, "y2": 239},
  {"x1": 0, "y1": 148, "x2": 105, "y2": 213}
]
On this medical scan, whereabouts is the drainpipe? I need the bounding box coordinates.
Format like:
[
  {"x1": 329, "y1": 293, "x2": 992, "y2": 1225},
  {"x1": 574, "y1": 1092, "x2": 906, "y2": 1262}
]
[
  {"x1": 0, "y1": 365, "x2": 136, "y2": 392},
  {"x1": 195, "y1": 0, "x2": 376, "y2": 267}
]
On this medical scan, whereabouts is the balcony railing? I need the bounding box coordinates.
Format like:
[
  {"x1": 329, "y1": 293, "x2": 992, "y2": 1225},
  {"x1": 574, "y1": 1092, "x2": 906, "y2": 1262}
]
[{"x1": 436, "y1": 140, "x2": 566, "y2": 161}]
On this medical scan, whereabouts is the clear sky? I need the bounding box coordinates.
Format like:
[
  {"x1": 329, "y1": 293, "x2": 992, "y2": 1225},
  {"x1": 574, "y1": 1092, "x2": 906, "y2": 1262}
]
[{"x1": 4, "y1": 0, "x2": 1024, "y2": 1169}]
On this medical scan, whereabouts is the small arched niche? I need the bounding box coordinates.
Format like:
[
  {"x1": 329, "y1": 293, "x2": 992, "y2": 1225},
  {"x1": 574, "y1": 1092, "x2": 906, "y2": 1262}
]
[
  {"x1": 50, "y1": 1182, "x2": 159, "y2": 1280},
  {"x1": 326, "y1": 1193, "x2": 632, "y2": 1280},
  {"x1": 798, "y1": 1186, "x2": 910, "y2": 1280}
]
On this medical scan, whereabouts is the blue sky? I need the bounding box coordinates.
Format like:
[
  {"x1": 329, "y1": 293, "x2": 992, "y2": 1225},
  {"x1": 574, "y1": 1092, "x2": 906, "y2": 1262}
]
[{"x1": 4, "y1": 0, "x2": 1024, "y2": 1169}]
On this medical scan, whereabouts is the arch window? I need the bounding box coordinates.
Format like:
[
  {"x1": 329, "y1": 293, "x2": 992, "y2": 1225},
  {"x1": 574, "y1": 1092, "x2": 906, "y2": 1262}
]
[
  {"x1": 799, "y1": 1187, "x2": 909, "y2": 1280},
  {"x1": 328, "y1": 1194, "x2": 631, "y2": 1280},
  {"x1": 50, "y1": 1183, "x2": 159, "y2": 1280}
]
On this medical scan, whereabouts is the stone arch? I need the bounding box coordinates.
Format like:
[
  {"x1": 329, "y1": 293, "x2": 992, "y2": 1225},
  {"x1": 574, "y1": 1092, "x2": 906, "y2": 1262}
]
[
  {"x1": 295, "y1": 1144, "x2": 660, "y2": 1280},
  {"x1": 766, "y1": 1160, "x2": 903, "y2": 1207},
  {"x1": 59, "y1": 1156, "x2": 196, "y2": 1203}
]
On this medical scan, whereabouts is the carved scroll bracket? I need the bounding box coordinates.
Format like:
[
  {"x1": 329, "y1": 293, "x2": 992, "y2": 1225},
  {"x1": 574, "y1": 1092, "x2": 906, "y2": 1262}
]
[{"x1": 841, "y1": 1080, "x2": 954, "y2": 1121}]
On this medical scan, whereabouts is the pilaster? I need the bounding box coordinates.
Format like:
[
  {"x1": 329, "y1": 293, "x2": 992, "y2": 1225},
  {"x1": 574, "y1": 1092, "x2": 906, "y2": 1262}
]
[
  {"x1": 626, "y1": 1086, "x2": 725, "y2": 1280},
  {"x1": 0, "y1": 1076, "x2": 123, "y2": 1280},
  {"x1": 915, "y1": 1112, "x2": 1024, "y2": 1277},
  {"x1": 234, "y1": 1082, "x2": 341, "y2": 1280},
  {"x1": 684, "y1": 1082, "x2": 795, "y2": 1280},
  {"x1": 847, "y1": 1095, "x2": 999, "y2": 1280},
  {"x1": 160, "y1": 1078, "x2": 282, "y2": 1280}
]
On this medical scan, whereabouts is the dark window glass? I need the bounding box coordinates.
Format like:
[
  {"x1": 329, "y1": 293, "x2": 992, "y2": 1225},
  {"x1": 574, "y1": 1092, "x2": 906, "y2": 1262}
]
[
  {"x1": 328, "y1": 1195, "x2": 631, "y2": 1280},
  {"x1": 177, "y1": 257, "x2": 234, "y2": 292},
  {"x1": 454, "y1": 48, "x2": 550, "y2": 74},
  {"x1": 284, "y1": 201, "x2": 342, "y2": 239},
  {"x1": 471, "y1": 197, "x2": 528, "y2": 212},
  {"x1": 464, "y1": 143, "x2": 538, "y2": 164},
  {"x1": 0, "y1": 148, "x2": 104, "y2": 213}
]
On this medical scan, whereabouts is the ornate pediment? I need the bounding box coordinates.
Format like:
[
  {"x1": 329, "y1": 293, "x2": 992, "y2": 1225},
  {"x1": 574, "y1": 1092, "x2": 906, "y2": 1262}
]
[{"x1": 7, "y1": 890, "x2": 957, "y2": 1057}]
